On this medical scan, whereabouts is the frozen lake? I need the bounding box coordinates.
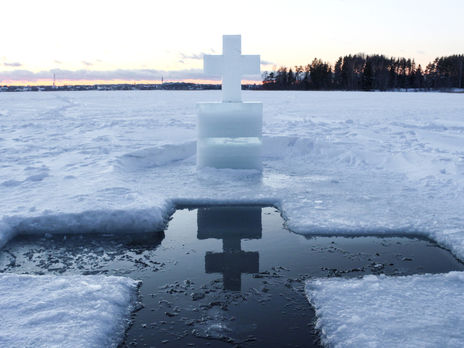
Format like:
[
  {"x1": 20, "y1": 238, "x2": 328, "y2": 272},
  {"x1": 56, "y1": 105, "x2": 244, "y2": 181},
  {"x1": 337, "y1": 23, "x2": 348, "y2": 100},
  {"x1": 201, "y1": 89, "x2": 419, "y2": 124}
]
[
  {"x1": 1, "y1": 90, "x2": 464, "y2": 346},
  {"x1": 2, "y1": 91, "x2": 464, "y2": 246}
]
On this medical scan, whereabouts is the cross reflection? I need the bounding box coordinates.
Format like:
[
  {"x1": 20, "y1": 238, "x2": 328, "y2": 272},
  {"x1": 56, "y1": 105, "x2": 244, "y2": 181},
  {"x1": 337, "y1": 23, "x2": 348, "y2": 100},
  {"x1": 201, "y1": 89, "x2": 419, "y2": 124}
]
[{"x1": 197, "y1": 206, "x2": 261, "y2": 291}]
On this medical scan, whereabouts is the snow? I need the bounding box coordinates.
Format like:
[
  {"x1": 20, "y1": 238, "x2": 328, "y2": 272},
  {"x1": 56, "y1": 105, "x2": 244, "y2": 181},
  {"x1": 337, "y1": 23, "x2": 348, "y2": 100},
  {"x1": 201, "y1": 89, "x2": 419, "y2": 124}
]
[
  {"x1": 0, "y1": 273, "x2": 138, "y2": 347},
  {"x1": 2, "y1": 91, "x2": 464, "y2": 258},
  {"x1": 1, "y1": 89, "x2": 464, "y2": 344},
  {"x1": 305, "y1": 272, "x2": 464, "y2": 347}
]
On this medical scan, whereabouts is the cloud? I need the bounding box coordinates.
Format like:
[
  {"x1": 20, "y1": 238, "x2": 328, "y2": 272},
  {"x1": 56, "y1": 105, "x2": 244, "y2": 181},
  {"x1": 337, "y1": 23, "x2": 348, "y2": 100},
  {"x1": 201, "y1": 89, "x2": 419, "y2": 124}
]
[
  {"x1": 82, "y1": 61, "x2": 93, "y2": 66},
  {"x1": 179, "y1": 52, "x2": 206, "y2": 60},
  {"x1": 54, "y1": 60, "x2": 62, "y2": 64},
  {"x1": 260, "y1": 60, "x2": 275, "y2": 66},
  {"x1": 3, "y1": 62, "x2": 22, "y2": 67}
]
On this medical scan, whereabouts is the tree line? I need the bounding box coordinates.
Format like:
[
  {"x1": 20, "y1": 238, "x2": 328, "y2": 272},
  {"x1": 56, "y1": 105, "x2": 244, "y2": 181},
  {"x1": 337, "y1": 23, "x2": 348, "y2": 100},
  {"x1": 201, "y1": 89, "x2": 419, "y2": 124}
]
[{"x1": 262, "y1": 54, "x2": 464, "y2": 91}]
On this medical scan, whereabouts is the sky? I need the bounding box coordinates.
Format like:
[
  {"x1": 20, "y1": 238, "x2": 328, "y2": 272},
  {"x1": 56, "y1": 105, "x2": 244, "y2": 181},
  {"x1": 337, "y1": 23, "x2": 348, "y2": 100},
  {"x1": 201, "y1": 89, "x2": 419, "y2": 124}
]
[{"x1": 1, "y1": 0, "x2": 463, "y2": 85}]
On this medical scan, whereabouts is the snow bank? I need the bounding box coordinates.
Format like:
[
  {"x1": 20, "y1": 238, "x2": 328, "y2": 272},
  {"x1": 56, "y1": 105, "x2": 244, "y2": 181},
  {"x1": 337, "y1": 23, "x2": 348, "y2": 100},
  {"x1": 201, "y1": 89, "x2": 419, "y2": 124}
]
[
  {"x1": 306, "y1": 272, "x2": 464, "y2": 348},
  {"x1": 0, "y1": 273, "x2": 139, "y2": 348},
  {"x1": 5, "y1": 208, "x2": 169, "y2": 235}
]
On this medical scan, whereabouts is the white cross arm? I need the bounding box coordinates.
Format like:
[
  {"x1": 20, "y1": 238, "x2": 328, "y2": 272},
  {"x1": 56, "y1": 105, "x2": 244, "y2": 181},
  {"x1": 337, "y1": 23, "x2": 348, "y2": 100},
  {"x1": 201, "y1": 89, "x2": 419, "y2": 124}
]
[
  {"x1": 241, "y1": 55, "x2": 260, "y2": 75},
  {"x1": 204, "y1": 54, "x2": 260, "y2": 76},
  {"x1": 204, "y1": 55, "x2": 223, "y2": 75}
]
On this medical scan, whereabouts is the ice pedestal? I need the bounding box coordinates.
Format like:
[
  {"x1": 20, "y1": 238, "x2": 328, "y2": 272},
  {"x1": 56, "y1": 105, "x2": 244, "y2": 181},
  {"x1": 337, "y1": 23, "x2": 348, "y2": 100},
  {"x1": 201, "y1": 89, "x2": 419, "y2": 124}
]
[
  {"x1": 197, "y1": 137, "x2": 262, "y2": 169},
  {"x1": 197, "y1": 102, "x2": 263, "y2": 170},
  {"x1": 197, "y1": 102, "x2": 262, "y2": 138}
]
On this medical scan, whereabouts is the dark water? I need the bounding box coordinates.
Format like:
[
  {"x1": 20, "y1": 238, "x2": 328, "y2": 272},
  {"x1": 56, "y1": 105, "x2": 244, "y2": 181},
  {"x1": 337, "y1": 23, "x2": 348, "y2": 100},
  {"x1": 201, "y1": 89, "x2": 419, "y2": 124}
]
[{"x1": 1, "y1": 206, "x2": 463, "y2": 347}]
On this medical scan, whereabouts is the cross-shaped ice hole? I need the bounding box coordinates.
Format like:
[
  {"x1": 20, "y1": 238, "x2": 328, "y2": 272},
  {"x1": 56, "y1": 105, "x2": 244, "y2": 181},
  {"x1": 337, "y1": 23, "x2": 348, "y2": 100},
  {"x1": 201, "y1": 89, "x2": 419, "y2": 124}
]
[{"x1": 204, "y1": 35, "x2": 260, "y2": 102}]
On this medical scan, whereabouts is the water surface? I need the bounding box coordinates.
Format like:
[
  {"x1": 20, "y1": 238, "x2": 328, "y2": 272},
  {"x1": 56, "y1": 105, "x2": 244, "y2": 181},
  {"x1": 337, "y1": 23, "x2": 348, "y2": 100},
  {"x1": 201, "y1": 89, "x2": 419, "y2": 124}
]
[{"x1": 1, "y1": 206, "x2": 463, "y2": 347}]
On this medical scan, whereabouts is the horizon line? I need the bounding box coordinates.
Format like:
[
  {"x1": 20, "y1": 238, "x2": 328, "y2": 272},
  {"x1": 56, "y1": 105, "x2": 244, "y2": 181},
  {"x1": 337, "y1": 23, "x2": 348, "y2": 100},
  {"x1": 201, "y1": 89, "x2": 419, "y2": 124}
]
[{"x1": 0, "y1": 79, "x2": 263, "y2": 87}]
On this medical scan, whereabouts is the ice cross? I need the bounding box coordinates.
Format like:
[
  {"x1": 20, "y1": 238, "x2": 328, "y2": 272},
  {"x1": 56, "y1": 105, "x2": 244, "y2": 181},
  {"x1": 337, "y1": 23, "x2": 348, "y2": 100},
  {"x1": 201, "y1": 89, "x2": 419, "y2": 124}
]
[{"x1": 204, "y1": 35, "x2": 260, "y2": 102}]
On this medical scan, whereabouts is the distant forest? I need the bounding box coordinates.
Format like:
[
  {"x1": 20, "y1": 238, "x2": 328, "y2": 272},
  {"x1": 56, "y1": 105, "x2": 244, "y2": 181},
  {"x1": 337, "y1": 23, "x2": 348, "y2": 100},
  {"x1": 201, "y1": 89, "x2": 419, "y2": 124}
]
[{"x1": 262, "y1": 54, "x2": 464, "y2": 91}]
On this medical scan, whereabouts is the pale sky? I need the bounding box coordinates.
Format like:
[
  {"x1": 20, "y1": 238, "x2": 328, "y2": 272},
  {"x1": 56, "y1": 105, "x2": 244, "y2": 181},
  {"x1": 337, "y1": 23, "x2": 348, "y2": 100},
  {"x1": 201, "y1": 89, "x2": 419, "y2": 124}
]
[{"x1": 1, "y1": 0, "x2": 463, "y2": 85}]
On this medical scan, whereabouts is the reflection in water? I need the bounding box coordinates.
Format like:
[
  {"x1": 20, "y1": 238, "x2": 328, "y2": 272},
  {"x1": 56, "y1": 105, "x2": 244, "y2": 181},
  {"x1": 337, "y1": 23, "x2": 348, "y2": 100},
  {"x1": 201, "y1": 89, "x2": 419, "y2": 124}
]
[
  {"x1": 197, "y1": 206, "x2": 262, "y2": 291},
  {"x1": 2, "y1": 207, "x2": 464, "y2": 347}
]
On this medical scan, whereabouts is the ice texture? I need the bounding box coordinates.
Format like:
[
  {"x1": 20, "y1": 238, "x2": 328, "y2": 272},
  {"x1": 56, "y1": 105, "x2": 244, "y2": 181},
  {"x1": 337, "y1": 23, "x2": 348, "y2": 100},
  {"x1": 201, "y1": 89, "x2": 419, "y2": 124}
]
[
  {"x1": 305, "y1": 272, "x2": 464, "y2": 347},
  {"x1": 196, "y1": 101, "x2": 263, "y2": 169},
  {"x1": 1, "y1": 91, "x2": 464, "y2": 260},
  {"x1": 0, "y1": 273, "x2": 138, "y2": 347},
  {"x1": 197, "y1": 137, "x2": 262, "y2": 170},
  {"x1": 197, "y1": 102, "x2": 262, "y2": 138}
]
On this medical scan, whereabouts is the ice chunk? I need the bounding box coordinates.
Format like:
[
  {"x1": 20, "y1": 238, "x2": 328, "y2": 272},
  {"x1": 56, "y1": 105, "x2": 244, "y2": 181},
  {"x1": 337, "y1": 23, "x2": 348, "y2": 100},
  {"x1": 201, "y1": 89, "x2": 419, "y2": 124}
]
[
  {"x1": 197, "y1": 102, "x2": 262, "y2": 138},
  {"x1": 197, "y1": 137, "x2": 262, "y2": 170},
  {"x1": 0, "y1": 273, "x2": 138, "y2": 348},
  {"x1": 306, "y1": 272, "x2": 464, "y2": 347}
]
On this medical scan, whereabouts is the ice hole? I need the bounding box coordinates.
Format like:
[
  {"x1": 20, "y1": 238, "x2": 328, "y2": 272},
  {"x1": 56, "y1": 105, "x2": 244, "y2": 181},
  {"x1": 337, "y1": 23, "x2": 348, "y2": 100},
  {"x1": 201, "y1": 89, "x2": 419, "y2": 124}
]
[{"x1": 1, "y1": 206, "x2": 463, "y2": 347}]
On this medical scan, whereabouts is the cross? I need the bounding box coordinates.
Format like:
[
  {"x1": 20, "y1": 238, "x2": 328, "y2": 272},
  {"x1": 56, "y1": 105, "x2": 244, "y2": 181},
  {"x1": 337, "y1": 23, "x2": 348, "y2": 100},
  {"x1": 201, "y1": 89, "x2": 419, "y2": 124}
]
[{"x1": 204, "y1": 35, "x2": 260, "y2": 102}]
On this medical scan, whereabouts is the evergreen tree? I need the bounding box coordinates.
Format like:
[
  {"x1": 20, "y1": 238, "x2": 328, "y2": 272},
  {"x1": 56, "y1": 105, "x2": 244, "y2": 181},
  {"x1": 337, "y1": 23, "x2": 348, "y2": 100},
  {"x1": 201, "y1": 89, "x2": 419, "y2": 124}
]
[{"x1": 261, "y1": 53, "x2": 464, "y2": 91}]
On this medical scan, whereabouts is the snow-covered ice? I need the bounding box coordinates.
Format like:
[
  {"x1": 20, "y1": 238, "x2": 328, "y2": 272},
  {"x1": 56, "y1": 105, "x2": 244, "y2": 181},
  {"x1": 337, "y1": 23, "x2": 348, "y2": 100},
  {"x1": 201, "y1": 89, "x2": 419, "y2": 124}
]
[
  {"x1": 1, "y1": 89, "x2": 464, "y2": 345},
  {"x1": 305, "y1": 272, "x2": 464, "y2": 347},
  {"x1": 1, "y1": 90, "x2": 464, "y2": 258},
  {"x1": 0, "y1": 273, "x2": 138, "y2": 347}
]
